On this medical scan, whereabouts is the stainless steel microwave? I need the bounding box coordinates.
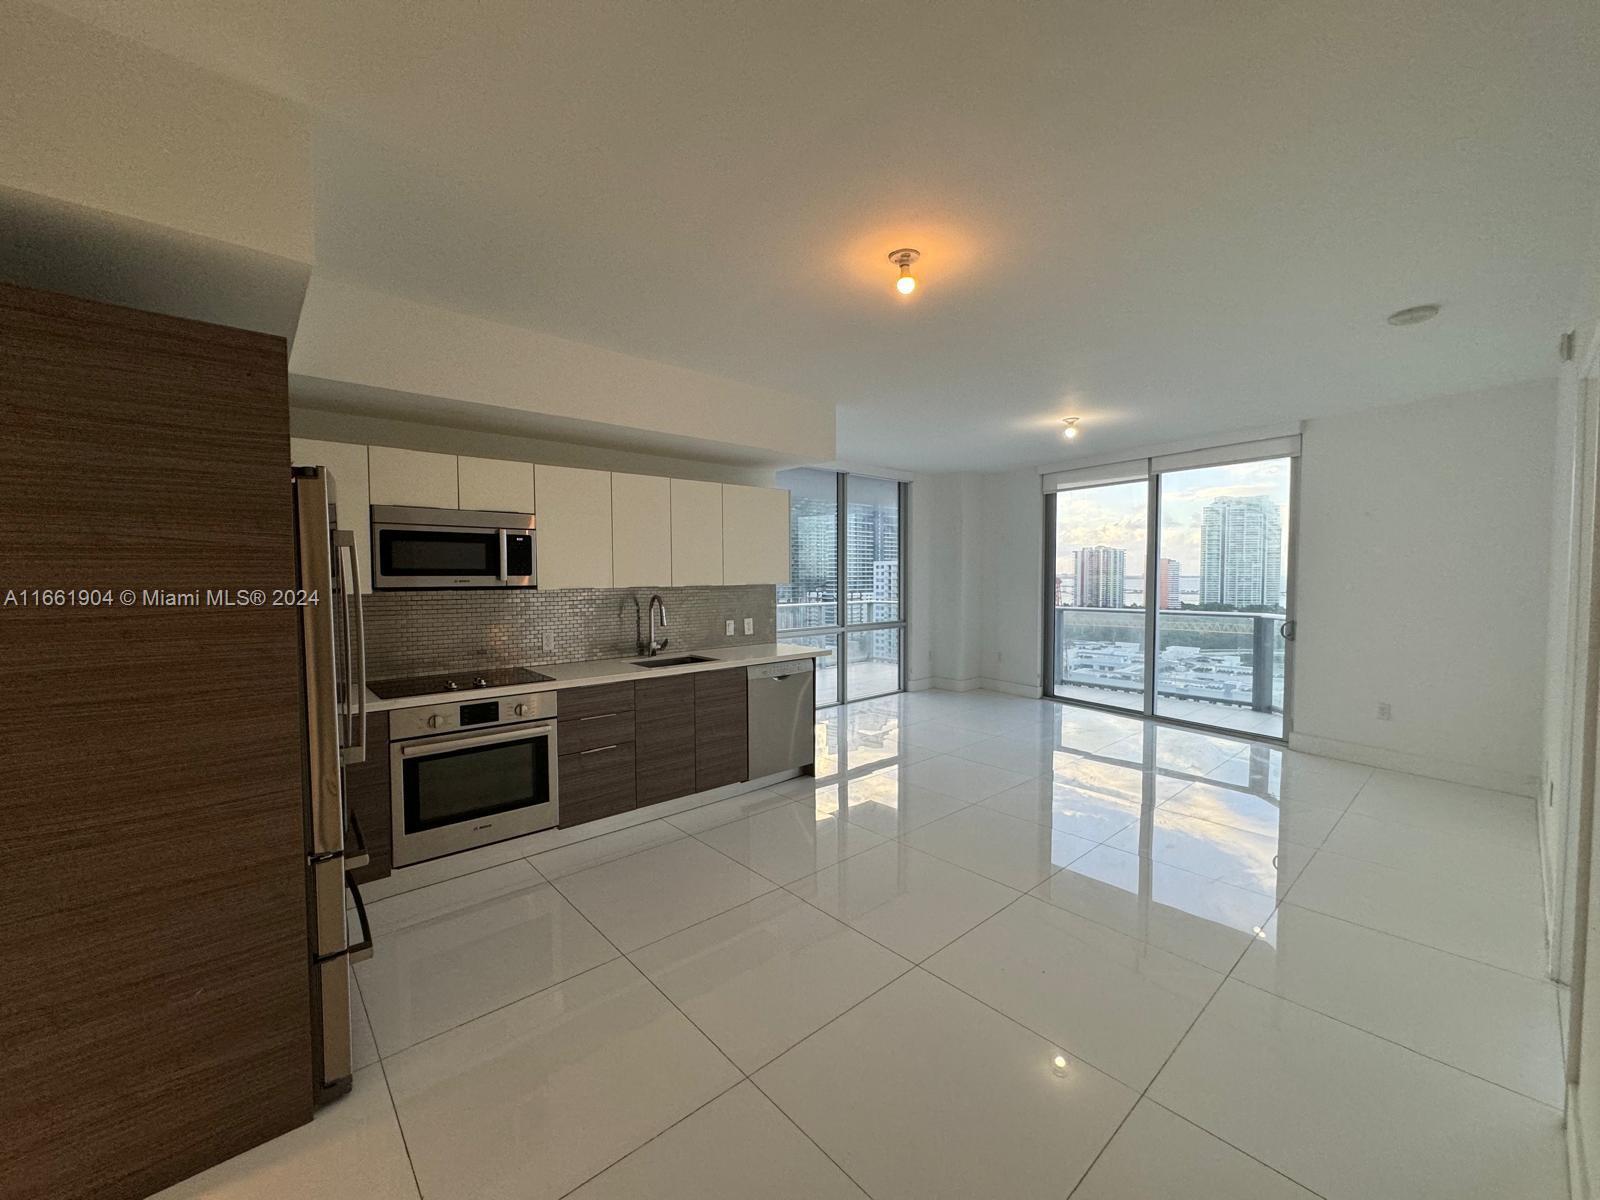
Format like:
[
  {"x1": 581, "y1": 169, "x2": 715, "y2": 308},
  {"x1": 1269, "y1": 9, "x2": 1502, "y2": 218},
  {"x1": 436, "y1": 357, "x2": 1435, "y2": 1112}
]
[{"x1": 370, "y1": 505, "x2": 537, "y2": 589}]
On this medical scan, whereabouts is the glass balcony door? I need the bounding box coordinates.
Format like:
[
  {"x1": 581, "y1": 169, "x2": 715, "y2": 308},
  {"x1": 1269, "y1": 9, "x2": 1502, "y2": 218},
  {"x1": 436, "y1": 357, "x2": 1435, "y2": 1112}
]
[
  {"x1": 1046, "y1": 478, "x2": 1149, "y2": 712},
  {"x1": 1154, "y1": 458, "x2": 1293, "y2": 738},
  {"x1": 1045, "y1": 453, "x2": 1296, "y2": 740}
]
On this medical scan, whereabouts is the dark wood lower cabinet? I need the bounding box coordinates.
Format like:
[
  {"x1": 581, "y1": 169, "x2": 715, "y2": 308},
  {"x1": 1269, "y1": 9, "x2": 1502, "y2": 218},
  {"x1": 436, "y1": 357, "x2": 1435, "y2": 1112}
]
[
  {"x1": 345, "y1": 712, "x2": 391, "y2": 884},
  {"x1": 694, "y1": 668, "x2": 749, "y2": 791},
  {"x1": 559, "y1": 742, "x2": 638, "y2": 825},
  {"x1": 0, "y1": 284, "x2": 311, "y2": 1200},
  {"x1": 554, "y1": 669, "x2": 749, "y2": 829},
  {"x1": 635, "y1": 676, "x2": 697, "y2": 807}
]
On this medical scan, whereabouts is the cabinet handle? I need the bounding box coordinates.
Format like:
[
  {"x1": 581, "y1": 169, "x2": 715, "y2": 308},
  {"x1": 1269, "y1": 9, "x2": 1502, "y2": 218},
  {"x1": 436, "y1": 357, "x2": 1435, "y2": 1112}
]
[
  {"x1": 579, "y1": 713, "x2": 618, "y2": 721},
  {"x1": 580, "y1": 744, "x2": 619, "y2": 755}
]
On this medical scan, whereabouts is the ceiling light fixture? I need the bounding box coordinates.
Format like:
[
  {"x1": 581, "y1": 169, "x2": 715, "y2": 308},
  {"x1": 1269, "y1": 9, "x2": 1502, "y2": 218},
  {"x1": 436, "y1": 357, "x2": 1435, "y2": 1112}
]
[
  {"x1": 1387, "y1": 303, "x2": 1441, "y2": 326},
  {"x1": 888, "y1": 248, "x2": 920, "y2": 295},
  {"x1": 1061, "y1": 417, "x2": 1080, "y2": 440}
]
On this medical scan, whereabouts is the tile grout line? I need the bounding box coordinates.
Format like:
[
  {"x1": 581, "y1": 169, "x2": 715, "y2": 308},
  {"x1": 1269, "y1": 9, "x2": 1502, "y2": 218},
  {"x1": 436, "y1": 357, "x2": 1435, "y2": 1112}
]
[
  {"x1": 551, "y1": 1077, "x2": 749, "y2": 1199},
  {"x1": 1279, "y1": 848, "x2": 1553, "y2": 982},
  {"x1": 534, "y1": 871, "x2": 787, "y2": 1200},
  {"x1": 361, "y1": 963, "x2": 427, "y2": 1200},
  {"x1": 1065, "y1": 876, "x2": 1301, "y2": 1200},
  {"x1": 1217, "y1": 967, "x2": 1565, "y2": 1112}
]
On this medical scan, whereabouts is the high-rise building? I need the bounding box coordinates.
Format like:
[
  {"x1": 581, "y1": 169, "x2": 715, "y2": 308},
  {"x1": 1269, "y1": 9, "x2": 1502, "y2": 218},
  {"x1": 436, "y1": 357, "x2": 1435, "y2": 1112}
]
[
  {"x1": 1157, "y1": 557, "x2": 1181, "y2": 610},
  {"x1": 1075, "y1": 545, "x2": 1125, "y2": 608},
  {"x1": 1200, "y1": 496, "x2": 1282, "y2": 609},
  {"x1": 845, "y1": 498, "x2": 898, "y2": 598}
]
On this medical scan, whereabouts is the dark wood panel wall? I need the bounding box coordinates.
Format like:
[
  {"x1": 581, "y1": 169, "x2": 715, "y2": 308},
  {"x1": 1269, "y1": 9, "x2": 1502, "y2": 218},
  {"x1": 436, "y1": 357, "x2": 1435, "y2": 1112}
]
[{"x1": 0, "y1": 284, "x2": 312, "y2": 1200}]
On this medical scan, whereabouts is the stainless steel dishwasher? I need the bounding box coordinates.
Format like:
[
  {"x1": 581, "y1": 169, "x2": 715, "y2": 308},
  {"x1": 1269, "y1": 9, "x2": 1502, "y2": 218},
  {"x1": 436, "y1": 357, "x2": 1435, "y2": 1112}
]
[{"x1": 747, "y1": 659, "x2": 815, "y2": 778}]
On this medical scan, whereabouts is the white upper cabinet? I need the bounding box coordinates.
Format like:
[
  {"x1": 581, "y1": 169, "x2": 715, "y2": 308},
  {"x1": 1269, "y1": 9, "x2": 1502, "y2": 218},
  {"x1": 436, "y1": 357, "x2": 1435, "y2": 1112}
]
[
  {"x1": 537, "y1": 464, "x2": 614, "y2": 589},
  {"x1": 367, "y1": 446, "x2": 458, "y2": 509},
  {"x1": 670, "y1": 478, "x2": 723, "y2": 586},
  {"x1": 458, "y1": 456, "x2": 536, "y2": 512},
  {"x1": 290, "y1": 437, "x2": 373, "y2": 594},
  {"x1": 611, "y1": 473, "x2": 672, "y2": 587},
  {"x1": 721, "y1": 484, "x2": 790, "y2": 585}
]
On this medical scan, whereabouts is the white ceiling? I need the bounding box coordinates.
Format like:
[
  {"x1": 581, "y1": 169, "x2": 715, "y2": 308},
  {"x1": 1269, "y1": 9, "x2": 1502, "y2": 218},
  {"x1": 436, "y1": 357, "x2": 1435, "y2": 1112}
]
[{"x1": 34, "y1": 0, "x2": 1600, "y2": 471}]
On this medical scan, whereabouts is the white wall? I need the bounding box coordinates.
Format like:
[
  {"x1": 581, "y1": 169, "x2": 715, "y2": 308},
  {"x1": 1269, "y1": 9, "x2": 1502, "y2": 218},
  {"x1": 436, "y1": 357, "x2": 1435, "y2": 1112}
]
[
  {"x1": 290, "y1": 275, "x2": 835, "y2": 465},
  {"x1": 978, "y1": 470, "x2": 1044, "y2": 696},
  {"x1": 907, "y1": 473, "x2": 982, "y2": 691},
  {"x1": 0, "y1": 0, "x2": 311, "y2": 263},
  {"x1": 1291, "y1": 379, "x2": 1557, "y2": 795},
  {"x1": 289, "y1": 408, "x2": 778, "y2": 488},
  {"x1": 907, "y1": 469, "x2": 1042, "y2": 695}
]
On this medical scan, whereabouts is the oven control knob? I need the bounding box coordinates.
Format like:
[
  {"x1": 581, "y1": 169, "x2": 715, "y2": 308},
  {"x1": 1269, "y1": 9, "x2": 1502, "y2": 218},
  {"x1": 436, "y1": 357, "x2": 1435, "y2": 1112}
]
[
  {"x1": 426, "y1": 714, "x2": 442, "y2": 729},
  {"x1": 514, "y1": 703, "x2": 527, "y2": 717}
]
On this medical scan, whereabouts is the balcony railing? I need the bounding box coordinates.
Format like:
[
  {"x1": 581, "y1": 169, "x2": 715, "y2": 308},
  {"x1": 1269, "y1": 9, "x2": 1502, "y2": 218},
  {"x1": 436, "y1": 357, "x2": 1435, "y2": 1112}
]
[{"x1": 1053, "y1": 606, "x2": 1285, "y2": 713}]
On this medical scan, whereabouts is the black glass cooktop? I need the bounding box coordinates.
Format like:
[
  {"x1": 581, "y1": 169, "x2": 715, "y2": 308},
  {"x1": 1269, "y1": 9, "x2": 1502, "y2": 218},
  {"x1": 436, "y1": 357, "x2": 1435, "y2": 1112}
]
[{"x1": 368, "y1": 665, "x2": 555, "y2": 700}]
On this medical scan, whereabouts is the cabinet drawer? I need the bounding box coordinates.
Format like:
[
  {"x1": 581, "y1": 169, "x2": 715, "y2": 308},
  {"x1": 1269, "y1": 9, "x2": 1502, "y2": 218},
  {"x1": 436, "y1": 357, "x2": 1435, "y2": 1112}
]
[
  {"x1": 558, "y1": 742, "x2": 637, "y2": 826},
  {"x1": 558, "y1": 681, "x2": 636, "y2": 721},
  {"x1": 561, "y1": 709, "x2": 636, "y2": 754}
]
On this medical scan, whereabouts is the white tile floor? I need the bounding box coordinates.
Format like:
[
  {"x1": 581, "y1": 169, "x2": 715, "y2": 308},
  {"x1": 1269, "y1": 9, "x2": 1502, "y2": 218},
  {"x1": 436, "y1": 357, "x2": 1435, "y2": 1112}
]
[{"x1": 158, "y1": 689, "x2": 1566, "y2": 1200}]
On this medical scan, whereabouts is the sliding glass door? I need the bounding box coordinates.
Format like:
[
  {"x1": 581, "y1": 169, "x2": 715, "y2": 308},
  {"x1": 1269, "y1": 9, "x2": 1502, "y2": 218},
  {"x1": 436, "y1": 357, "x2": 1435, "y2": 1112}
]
[
  {"x1": 1048, "y1": 479, "x2": 1149, "y2": 712},
  {"x1": 1045, "y1": 450, "x2": 1295, "y2": 739},
  {"x1": 779, "y1": 468, "x2": 908, "y2": 707},
  {"x1": 1154, "y1": 459, "x2": 1292, "y2": 737}
]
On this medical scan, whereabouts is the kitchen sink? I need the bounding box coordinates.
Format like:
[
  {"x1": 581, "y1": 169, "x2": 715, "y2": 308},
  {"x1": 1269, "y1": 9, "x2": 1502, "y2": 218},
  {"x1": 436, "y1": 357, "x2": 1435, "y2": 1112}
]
[{"x1": 631, "y1": 654, "x2": 717, "y2": 668}]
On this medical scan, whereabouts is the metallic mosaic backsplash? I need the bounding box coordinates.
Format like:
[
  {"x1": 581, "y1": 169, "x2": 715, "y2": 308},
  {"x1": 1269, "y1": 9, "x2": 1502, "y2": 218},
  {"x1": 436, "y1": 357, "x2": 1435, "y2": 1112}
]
[{"x1": 362, "y1": 585, "x2": 778, "y2": 679}]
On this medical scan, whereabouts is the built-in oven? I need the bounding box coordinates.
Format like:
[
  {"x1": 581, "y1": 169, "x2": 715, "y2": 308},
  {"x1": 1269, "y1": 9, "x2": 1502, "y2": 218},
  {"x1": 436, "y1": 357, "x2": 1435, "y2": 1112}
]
[
  {"x1": 371, "y1": 505, "x2": 537, "y2": 589},
  {"x1": 389, "y1": 691, "x2": 559, "y2": 866}
]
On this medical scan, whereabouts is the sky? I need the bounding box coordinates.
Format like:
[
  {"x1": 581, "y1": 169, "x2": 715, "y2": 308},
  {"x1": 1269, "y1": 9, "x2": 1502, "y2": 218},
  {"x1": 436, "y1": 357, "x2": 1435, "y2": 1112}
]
[{"x1": 1054, "y1": 458, "x2": 1292, "y2": 580}]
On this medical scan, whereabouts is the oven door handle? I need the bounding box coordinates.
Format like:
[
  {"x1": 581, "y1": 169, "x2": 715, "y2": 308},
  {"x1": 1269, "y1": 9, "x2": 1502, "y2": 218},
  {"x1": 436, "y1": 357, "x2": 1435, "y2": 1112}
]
[{"x1": 398, "y1": 723, "x2": 556, "y2": 757}]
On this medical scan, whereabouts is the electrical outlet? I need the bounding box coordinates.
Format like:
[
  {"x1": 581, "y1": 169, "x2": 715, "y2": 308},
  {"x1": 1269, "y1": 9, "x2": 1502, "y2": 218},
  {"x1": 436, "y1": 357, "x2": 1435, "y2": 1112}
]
[
  {"x1": 725, "y1": 619, "x2": 735, "y2": 636},
  {"x1": 542, "y1": 631, "x2": 555, "y2": 653},
  {"x1": 1376, "y1": 701, "x2": 1392, "y2": 721},
  {"x1": 743, "y1": 617, "x2": 754, "y2": 635}
]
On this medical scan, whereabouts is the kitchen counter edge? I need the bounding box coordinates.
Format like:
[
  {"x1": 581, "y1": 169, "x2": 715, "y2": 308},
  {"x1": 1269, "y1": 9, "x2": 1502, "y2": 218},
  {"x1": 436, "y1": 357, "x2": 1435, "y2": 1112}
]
[{"x1": 365, "y1": 643, "x2": 826, "y2": 711}]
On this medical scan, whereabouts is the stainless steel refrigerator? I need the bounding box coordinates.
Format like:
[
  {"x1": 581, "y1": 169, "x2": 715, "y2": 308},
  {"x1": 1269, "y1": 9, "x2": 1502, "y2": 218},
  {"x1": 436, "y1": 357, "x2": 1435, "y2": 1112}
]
[{"x1": 293, "y1": 464, "x2": 373, "y2": 1104}]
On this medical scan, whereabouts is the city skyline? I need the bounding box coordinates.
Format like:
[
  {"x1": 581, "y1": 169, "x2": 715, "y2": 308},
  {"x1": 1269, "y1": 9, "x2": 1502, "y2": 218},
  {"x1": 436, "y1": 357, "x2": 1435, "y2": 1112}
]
[{"x1": 1053, "y1": 460, "x2": 1291, "y2": 611}]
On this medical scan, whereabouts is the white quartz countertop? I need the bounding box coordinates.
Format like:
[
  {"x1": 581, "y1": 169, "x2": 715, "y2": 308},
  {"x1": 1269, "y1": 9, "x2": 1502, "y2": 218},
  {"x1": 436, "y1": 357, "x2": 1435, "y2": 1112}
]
[{"x1": 365, "y1": 642, "x2": 825, "y2": 711}]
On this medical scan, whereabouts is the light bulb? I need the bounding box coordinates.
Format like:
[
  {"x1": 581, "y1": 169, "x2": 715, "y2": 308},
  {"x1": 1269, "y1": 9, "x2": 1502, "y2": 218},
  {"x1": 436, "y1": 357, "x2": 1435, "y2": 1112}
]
[
  {"x1": 887, "y1": 249, "x2": 921, "y2": 297},
  {"x1": 1063, "y1": 425, "x2": 1078, "y2": 440}
]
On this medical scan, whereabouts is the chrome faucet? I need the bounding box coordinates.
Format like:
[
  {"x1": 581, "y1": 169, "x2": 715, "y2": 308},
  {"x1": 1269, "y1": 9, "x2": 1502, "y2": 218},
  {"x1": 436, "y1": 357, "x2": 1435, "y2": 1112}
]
[{"x1": 644, "y1": 594, "x2": 669, "y2": 656}]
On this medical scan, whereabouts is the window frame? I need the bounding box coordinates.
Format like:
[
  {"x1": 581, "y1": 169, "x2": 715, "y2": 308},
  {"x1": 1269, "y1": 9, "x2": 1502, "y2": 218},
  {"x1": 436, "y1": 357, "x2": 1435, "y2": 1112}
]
[{"x1": 779, "y1": 470, "x2": 909, "y2": 707}]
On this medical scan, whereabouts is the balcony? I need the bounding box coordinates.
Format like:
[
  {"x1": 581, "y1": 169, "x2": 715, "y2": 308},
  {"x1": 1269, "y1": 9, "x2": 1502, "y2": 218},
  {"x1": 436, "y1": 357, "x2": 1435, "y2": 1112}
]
[{"x1": 1053, "y1": 606, "x2": 1286, "y2": 737}]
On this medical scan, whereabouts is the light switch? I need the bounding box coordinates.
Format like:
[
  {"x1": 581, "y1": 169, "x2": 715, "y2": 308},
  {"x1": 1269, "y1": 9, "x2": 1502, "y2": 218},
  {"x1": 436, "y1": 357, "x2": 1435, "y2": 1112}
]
[
  {"x1": 725, "y1": 620, "x2": 735, "y2": 636},
  {"x1": 542, "y1": 631, "x2": 555, "y2": 653},
  {"x1": 743, "y1": 617, "x2": 754, "y2": 635}
]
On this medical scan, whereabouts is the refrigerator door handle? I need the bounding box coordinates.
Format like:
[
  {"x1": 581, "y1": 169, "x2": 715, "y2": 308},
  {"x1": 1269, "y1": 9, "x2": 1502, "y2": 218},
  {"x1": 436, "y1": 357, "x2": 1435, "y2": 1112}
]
[
  {"x1": 344, "y1": 806, "x2": 371, "y2": 872},
  {"x1": 346, "y1": 874, "x2": 374, "y2": 964},
  {"x1": 297, "y1": 468, "x2": 345, "y2": 859},
  {"x1": 334, "y1": 529, "x2": 368, "y2": 765}
]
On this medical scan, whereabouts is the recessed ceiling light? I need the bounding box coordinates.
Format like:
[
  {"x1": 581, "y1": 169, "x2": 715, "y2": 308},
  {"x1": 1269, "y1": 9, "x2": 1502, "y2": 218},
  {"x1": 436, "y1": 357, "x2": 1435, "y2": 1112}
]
[
  {"x1": 1061, "y1": 417, "x2": 1080, "y2": 440},
  {"x1": 1387, "y1": 303, "x2": 1441, "y2": 326},
  {"x1": 888, "y1": 248, "x2": 920, "y2": 295}
]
